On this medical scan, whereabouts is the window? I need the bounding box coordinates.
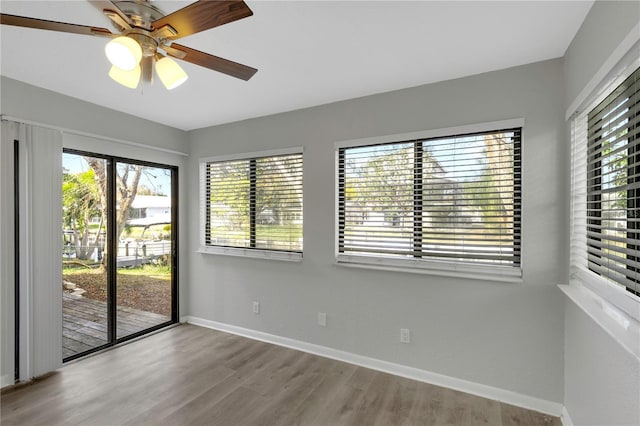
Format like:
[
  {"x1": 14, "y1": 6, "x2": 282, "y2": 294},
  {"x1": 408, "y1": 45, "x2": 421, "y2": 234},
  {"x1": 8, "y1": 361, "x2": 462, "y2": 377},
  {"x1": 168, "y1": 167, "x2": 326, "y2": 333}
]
[
  {"x1": 199, "y1": 149, "x2": 303, "y2": 260},
  {"x1": 337, "y1": 124, "x2": 521, "y2": 279},
  {"x1": 585, "y1": 67, "x2": 640, "y2": 298}
]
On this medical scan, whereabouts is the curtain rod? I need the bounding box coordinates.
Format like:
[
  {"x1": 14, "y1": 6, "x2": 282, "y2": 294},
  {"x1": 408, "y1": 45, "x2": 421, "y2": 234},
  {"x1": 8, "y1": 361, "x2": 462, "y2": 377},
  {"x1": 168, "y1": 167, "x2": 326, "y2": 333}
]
[{"x1": 1, "y1": 115, "x2": 189, "y2": 157}]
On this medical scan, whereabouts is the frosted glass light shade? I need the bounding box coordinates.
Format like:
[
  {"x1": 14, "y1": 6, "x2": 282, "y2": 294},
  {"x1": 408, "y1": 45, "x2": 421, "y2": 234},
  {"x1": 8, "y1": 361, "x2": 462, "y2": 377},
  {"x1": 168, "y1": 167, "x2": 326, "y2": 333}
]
[
  {"x1": 105, "y1": 36, "x2": 142, "y2": 71},
  {"x1": 155, "y1": 56, "x2": 188, "y2": 90},
  {"x1": 108, "y1": 65, "x2": 141, "y2": 89}
]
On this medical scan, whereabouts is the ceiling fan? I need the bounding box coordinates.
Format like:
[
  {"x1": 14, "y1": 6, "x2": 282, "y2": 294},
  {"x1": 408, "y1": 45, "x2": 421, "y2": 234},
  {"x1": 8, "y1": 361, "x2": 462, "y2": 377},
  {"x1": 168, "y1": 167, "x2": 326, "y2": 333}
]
[{"x1": 0, "y1": 0, "x2": 258, "y2": 90}]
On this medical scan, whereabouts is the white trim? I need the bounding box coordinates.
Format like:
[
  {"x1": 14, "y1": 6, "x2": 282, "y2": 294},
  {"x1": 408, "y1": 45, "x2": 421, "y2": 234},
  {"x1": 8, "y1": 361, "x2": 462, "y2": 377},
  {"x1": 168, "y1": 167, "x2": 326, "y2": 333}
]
[
  {"x1": 185, "y1": 315, "x2": 563, "y2": 417},
  {"x1": 565, "y1": 23, "x2": 640, "y2": 120},
  {"x1": 568, "y1": 58, "x2": 640, "y2": 325},
  {"x1": 573, "y1": 267, "x2": 640, "y2": 323},
  {"x1": 199, "y1": 146, "x2": 304, "y2": 164},
  {"x1": 335, "y1": 256, "x2": 522, "y2": 283},
  {"x1": 561, "y1": 406, "x2": 575, "y2": 426},
  {"x1": 198, "y1": 147, "x2": 304, "y2": 261},
  {"x1": 0, "y1": 115, "x2": 188, "y2": 157},
  {"x1": 333, "y1": 119, "x2": 524, "y2": 282},
  {"x1": 334, "y1": 118, "x2": 525, "y2": 149},
  {"x1": 559, "y1": 284, "x2": 640, "y2": 361},
  {"x1": 197, "y1": 246, "x2": 302, "y2": 262}
]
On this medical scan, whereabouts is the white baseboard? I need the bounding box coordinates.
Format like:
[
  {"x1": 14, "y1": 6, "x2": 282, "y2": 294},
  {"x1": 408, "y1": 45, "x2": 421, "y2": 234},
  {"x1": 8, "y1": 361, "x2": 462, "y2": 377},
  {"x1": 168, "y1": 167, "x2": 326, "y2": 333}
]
[
  {"x1": 184, "y1": 315, "x2": 563, "y2": 417},
  {"x1": 561, "y1": 406, "x2": 575, "y2": 426}
]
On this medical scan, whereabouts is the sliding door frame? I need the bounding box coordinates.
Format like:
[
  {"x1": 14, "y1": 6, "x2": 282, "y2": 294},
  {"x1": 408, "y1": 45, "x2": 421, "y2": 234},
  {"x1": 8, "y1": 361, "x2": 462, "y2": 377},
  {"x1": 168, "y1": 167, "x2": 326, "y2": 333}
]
[
  {"x1": 13, "y1": 140, "x2": 20, "y2": 381},
  {"x1": 63, "y1": 148, "x2": 178, "y2": 362}
]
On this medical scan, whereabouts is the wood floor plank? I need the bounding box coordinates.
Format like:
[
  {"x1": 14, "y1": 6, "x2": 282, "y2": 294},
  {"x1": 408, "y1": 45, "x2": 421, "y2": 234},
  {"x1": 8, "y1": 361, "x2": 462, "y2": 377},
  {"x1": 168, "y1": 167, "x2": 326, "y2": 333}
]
[
  {"x1": 122, "y1": 365, "x2": 237, "y2": 426},
  {"x1": 500, "y1": 403, "x2": 562, "y2": 426},
  {"x1": 1, "y1": 324, "x2": 563, "y2": 426}
]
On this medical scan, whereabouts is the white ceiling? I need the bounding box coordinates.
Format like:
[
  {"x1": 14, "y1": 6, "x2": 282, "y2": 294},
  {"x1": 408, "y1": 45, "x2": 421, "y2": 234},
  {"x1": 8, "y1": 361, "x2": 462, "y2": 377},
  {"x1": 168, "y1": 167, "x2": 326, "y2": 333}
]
[{"x1": 1, "y1": 1, "x2": 593, "y2": 131}]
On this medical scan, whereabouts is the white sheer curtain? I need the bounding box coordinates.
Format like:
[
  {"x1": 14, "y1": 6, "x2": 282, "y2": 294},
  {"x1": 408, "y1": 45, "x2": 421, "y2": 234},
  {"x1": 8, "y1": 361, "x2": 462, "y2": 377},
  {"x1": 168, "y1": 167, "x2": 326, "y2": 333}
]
[
  {"x1": 1, "y1": 121, "x2": 18, "y2": 386},
  {"x1": 1, "y1": 119, "x2": 63, "y2": 383}
]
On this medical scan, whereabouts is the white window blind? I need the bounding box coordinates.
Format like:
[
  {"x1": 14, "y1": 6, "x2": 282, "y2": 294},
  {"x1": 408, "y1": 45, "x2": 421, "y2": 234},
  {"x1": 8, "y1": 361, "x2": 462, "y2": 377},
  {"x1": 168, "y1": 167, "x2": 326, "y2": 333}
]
[
  {"x1": 570, "y1": 113, "x2": 589, "y2": 277},
  {"x1": 337, "y1": 128, "x2": 521, "y2": 272},
  {"x1": 200, "y1": 152, "x2": 303, "y2": 255},
  {"x1": 585, "y1": 66, "x2": 640, "y2": 298}
]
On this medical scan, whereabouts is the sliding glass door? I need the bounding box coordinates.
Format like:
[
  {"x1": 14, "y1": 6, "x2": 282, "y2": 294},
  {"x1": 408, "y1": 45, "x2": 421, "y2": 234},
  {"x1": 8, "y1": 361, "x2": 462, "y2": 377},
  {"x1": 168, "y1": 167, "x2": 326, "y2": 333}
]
[
  {"x1": 62, "y1": 151, "x2": 177, "y2": 361},
  {"x1": 115, "y1": 162, "x2": 175, "y2": 339},
  {"x1": 62, "y1": 153, "x2": 110, "y2": 357}
]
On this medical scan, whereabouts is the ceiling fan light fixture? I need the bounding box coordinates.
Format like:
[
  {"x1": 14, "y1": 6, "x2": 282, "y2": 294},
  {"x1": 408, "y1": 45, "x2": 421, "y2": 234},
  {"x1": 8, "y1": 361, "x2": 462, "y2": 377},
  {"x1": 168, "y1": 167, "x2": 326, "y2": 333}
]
[
  {"x1": 105, "y1": 36, "x2": 142, "y2": 71},
  {"x1": 155, "y1": 56, "x2": 188, "y2": 90},
  {"x1": 108, "y1": 64, "x2": 141, "y2": 89}
]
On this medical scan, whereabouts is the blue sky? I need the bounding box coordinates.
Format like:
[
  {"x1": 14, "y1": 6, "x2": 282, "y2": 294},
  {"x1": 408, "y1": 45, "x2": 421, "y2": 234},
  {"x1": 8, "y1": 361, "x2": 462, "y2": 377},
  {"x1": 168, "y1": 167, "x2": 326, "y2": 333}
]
[{"x1": 63, "y1": 153, "x2": 172, "y2": 196}]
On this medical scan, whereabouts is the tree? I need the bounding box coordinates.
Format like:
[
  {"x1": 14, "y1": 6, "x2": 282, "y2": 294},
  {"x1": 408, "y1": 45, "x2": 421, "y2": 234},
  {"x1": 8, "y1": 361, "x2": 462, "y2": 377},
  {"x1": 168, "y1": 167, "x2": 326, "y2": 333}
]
[
  {"x1": 346, "y1": 144, "x2": 440, "y2": 228},
  {"x1": 63, "y1": 154, "x2": 162, "y2": 269},
  {"x1": 255, "y1": 156, "x2": 302, "y2": 225},
  {"x1": 84, "y1": 159, "x2": 143, "y2": 243},
  {"x1": 481, "y1": 133, "x2": 515, "y2": 228},
  {"x1": 62, "y1": 169, "x2": 103, "y2": 260},
  {"x1": 354, "y1": 145, "x2": 414, "y2": 227},
  {"x1": 207, "y1": 161, "x2": 250, "y2": 231}
]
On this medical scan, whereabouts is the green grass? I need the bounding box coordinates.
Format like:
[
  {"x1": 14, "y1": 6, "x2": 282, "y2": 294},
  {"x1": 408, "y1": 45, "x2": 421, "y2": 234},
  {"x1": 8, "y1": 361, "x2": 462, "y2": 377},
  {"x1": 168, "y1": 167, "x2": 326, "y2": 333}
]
[
  {"x1": 122, "y1": 224, "x2": 171, "y2": 240},
  {"x1": 63, "y1": 262, "x2": 171, "y2": 278},
  {"x1": 118, "y1": 264, "x2": 171, "y2": 280},
  {"x1": 209, "y1": 224, "x2": 302, "y2": 239}
]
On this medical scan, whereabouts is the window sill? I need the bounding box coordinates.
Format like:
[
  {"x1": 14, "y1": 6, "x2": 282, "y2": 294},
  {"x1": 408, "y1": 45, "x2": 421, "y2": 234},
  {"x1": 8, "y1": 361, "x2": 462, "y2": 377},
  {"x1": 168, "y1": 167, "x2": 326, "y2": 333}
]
[
  {"x1": 335, "y1": 255, "x2": 522, "y2": 283},
  {"x1": 198, "y1": 246, "x2": 302, "y2": 262},
  {"x1": 559, "y1": 283, "x2": 640, "y2": 361}
]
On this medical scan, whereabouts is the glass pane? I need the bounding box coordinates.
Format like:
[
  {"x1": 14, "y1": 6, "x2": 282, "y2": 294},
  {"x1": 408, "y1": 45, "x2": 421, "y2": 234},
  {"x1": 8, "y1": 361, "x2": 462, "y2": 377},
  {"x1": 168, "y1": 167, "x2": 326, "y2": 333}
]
[
  {"x1": 341, "y1": 143, "x2": 415, "y2": 257},
  {"x1": 115, "y1": 162, "x2": 173, "y2": 339},
  {"x1": 422, "y1": 132, "x2": 517, "y2": 264},
  {"x1": 206, "y1": 160, "x2": 250, "y2": 248},
  {"x1": 62, "y1": 153, "x2": 109, "y2": 359},
  {"x1": 255, "y1": 155, "x2": 303, "y2": 251},
  {"x1": 339, "y1": 130, "x2": 520, "y2": 266}
]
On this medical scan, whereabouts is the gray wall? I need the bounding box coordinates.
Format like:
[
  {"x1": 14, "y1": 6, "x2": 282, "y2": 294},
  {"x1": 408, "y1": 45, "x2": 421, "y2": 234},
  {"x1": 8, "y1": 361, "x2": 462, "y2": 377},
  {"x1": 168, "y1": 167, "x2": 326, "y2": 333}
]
[
  {"x1": 1, "y1": 77, "x2": 186, "y2": 153},
  {"x1": 563, "y1": 0, "x2": 640, "y2": 109},
  {"x1": 188, "y1": 58, "x2": 566, "y2": 403},
  {"x1": 564, "y1": 301, "x2": 640, "y2": 425},
  {"x1": 562, "y1": 2, "x2": 640, "y2": 425}
]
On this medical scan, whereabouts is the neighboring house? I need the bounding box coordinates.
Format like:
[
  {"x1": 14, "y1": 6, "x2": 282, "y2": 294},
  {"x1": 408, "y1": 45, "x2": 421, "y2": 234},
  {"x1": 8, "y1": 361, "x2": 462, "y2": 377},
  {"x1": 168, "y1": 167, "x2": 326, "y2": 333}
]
[{"x1": 126, "y1": 195, "x2": 171, "y2": 227}]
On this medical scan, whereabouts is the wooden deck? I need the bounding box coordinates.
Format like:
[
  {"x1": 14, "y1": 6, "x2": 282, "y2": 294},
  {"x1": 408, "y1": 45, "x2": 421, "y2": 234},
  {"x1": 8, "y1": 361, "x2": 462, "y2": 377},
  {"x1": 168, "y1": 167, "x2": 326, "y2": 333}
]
[{"x1": 63, "y1": 293, "x2": 170, "y2": 359}]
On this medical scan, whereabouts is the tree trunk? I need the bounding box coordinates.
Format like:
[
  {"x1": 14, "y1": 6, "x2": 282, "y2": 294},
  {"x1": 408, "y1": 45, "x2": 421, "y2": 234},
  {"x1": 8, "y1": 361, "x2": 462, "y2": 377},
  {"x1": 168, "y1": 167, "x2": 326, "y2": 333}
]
[{"x1": 85, "y1": 159, "x2": 143, "y2": 271}]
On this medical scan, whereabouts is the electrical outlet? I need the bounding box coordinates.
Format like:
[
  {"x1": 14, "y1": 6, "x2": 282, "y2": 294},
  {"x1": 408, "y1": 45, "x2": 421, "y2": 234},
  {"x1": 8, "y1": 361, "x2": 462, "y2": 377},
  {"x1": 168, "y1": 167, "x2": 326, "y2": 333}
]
[
  {"x1": 253, "y1": 301, "x2": 260, "y2": 314},
  {"x1": 318, "y1": 312, "x2": 327, "y2": 327},
  {"x1": 400, "y1": 328, "x2": 410, "y2": 344}
]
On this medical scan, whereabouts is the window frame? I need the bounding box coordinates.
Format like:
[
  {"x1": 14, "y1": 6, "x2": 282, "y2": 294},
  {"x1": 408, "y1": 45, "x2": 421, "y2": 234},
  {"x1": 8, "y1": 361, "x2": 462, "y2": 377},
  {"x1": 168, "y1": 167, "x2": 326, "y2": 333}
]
[
  {"x1": 570, "y1": 63, "x2": 640, "y2": 322},
  {"x1": 198, "y1": 147, "x2": 304, "y2": 262},
  {"x1": 334, "y1": 118, "x2": 524, "y2": 282}
]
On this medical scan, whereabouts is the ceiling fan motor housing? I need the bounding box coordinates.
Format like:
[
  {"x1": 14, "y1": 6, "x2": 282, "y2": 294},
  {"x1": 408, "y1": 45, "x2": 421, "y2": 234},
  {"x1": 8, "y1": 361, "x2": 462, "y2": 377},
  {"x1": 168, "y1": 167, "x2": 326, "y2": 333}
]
[
  {"x1": 113, "y1": 0, "x2": 165, "y2": 31},
  {"x1": 128, "y1": 30, "x2": 158, "y2": 57}
]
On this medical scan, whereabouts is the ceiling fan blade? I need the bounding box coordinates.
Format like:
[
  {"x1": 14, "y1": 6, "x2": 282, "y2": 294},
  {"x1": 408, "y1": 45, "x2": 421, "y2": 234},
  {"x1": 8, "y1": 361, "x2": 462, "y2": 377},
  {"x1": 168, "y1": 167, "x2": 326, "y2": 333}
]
[
  {"x1": 161, "y1": 44, "x2": 187, "y2": 59},
  {"x1": 151, "y1": 1, "x2": 253, "y2": 40},
  {"x1": 103, "y1": 9, "x2": 132, "y2": 32},
  {"x1": 168, "y1": 43, "x2": 257, "y2": 81},
  {"x1": 0, "y1": 13, "x2": 113, "y2": 37}
]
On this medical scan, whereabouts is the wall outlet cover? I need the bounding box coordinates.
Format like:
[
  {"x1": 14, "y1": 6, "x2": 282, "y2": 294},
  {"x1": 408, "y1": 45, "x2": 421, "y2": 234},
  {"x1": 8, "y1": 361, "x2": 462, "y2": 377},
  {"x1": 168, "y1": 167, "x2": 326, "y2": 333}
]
[{"x1": 318, "y1": 312, "x2": 327, "y2": 327}]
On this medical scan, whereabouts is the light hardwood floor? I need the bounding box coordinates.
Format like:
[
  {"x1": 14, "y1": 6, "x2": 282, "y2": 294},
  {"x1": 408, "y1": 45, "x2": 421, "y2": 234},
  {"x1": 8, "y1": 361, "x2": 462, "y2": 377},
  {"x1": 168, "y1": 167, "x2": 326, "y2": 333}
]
[{"x1": 1, "y1": 324, "x2": 561, "y2": 426}]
